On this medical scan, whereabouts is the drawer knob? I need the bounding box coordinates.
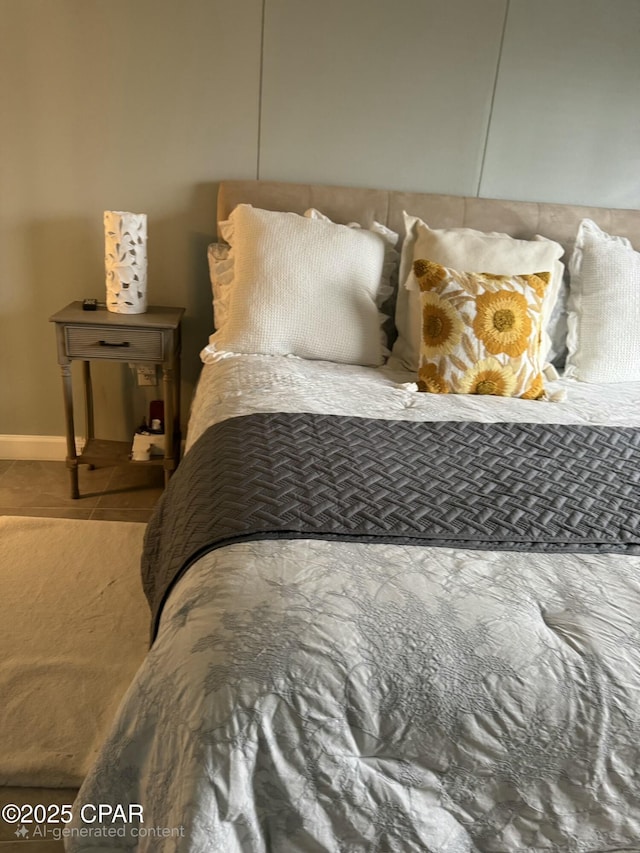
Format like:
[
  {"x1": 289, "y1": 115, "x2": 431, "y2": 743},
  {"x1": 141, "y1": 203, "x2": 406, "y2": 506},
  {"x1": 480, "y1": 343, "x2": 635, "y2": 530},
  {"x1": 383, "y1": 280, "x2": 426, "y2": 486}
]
[{"x1": 98, "y1": 340, "x2": 130, "y2": 348}]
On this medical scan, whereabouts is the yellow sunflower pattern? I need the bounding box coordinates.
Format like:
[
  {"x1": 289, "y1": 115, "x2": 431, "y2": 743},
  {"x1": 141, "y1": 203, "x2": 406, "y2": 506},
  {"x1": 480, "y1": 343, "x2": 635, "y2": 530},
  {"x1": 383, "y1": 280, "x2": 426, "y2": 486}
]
[
  {"x1": 421, "y1": 291, "x2": 464, "y2": 358},
  {"x1": 412, "y1": 261, "x2": 550, "y2": 400},
  {"x1": 417, "y1": 362, "x2": 450, "y2": 394}
]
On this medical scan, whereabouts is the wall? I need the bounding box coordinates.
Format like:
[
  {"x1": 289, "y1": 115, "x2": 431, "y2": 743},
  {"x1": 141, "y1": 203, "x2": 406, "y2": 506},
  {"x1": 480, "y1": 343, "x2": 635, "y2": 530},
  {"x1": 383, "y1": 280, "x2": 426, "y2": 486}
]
[{"x1": 1, "y1": 0, "x2": 639, "y2": 442}]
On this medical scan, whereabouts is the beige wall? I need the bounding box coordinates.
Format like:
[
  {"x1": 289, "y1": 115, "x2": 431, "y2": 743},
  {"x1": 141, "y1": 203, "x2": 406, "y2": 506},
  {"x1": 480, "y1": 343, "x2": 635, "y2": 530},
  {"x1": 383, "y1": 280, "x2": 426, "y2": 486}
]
[{"x1": 1, "y1": 0, "x2": 639, "y2": 441}]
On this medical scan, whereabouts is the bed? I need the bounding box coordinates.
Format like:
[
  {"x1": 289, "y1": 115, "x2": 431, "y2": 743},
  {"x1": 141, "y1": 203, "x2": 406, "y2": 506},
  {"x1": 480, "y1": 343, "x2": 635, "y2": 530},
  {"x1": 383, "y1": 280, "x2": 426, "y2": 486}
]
[{"x1": 66, "y1": 181, "x2": 640, "y2": 852}]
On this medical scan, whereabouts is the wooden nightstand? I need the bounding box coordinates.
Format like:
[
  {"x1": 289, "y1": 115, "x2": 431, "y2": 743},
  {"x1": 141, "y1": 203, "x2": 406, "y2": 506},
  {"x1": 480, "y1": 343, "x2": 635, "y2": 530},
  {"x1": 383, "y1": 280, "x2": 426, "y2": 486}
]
[{"x1": 50, "y1": 302, "x2": 185, "y2": 499}]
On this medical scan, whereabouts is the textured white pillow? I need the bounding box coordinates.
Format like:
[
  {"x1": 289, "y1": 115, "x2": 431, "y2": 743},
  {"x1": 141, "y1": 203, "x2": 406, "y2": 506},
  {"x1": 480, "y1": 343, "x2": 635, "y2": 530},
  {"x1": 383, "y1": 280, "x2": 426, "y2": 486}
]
[
  {"x1": 303, "y1": 208, "x2": 398, "y2": 309},
  {"x1": 565, "y1": 219, "x2": 640, "y2": 382},
  {"x1": 208, "y1": 208, "x2": 398, "y2": 340},
  {"x1": 206, "y1": 204, "x2": 386, "y2": 365},
  {"x1": 389, "y1": 213, "x2": 565, "y2": 372}
]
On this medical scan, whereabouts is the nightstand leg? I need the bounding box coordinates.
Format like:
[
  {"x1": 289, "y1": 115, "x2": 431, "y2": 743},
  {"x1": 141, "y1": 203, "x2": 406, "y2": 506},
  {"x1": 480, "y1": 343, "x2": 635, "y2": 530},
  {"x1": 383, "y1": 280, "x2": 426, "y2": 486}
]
[
  {"x1": 83, "y1": 360, "x2": 95, "y2": 470},
  {"x1": 83, "y1": 360, "x2": 94, "y2": 440},
  {"x1": 61, "y1": 363, "x2": 80, "y2": 499}
]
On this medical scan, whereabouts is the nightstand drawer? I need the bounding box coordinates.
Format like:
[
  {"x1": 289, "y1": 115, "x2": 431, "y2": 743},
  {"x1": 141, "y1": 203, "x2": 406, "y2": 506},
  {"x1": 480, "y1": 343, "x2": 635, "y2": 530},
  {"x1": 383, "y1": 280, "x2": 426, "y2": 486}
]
[{"x1": 64, "y1": 325, "x2": 164, "y2": 361}]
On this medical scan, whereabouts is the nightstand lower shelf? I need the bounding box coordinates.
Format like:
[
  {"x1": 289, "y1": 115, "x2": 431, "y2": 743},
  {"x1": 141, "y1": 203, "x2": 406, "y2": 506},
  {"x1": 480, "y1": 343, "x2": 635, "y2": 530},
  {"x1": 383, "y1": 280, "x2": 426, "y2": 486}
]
[
  {"x1": 79, "y1": 438, "x2": 133, "y2": 465},
  {"x1": 68, "y1": 433, "x2": 178, "y2": 498},
  {"x1": 68, "y1": 439, "x2": 174, "y2": 497},
  {"x1": 78, "y1": 438, "x2": 165, "y2": 467}
]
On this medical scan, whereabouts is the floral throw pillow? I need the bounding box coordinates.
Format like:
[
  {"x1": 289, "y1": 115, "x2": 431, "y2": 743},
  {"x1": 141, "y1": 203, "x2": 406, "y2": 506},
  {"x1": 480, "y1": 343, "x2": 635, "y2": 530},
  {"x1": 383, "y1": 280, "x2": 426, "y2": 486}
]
[{"x1": 412, "y1": 259, "x2": 551, "y2": 400}]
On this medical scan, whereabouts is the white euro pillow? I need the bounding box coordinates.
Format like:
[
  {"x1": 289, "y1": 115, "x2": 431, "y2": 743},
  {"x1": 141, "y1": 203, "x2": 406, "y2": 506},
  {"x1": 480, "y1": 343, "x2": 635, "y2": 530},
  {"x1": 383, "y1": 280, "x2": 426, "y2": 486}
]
[
  {"x1": 208, "y1": 209, "x2": 398, "y2": 341},
  {"x1": 389, "y1": 212, "x2": 565, "y2": 372},
  {"x1": 207, "y1": 241, "x2": 234, "y2": 332},
  {"x1": 205, "y1": 204, "x2": 387, "y2": 366},
  {"x1": 565, "y1": 219, "x2": 640, "y2": 382}
]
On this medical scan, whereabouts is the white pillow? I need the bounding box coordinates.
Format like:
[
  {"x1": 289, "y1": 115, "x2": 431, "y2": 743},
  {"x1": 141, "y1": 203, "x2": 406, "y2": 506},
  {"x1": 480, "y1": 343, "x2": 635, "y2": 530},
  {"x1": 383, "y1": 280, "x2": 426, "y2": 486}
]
[
  {"x1": 205, "y1": 204, "x2": 387, "y2": 366},
  {"x1": 544, "y1": 278, "x2": 569, "y2": 367},
  {"x1": 207, "y1": 242, "x2": 233, "y2": 331},
  {"x1": 389, "y1": 212, "x2": 565, "y2": 372},
  {"x1": 564, "y1": 219, "x2": 640, "y2": 383},
  {"x1": 208, "y1": 209, "x2": 398, "y2": 340},
  {"x1": 303, "y1": 208, "x2": 398, "y2": 309}
]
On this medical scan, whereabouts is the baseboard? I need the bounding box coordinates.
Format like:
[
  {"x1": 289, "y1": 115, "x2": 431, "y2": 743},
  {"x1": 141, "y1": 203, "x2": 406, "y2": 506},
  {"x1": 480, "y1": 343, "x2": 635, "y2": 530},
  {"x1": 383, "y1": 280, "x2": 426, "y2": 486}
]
[{"x1": 0, "y1": 435, "x2": 85, "y2": 461}]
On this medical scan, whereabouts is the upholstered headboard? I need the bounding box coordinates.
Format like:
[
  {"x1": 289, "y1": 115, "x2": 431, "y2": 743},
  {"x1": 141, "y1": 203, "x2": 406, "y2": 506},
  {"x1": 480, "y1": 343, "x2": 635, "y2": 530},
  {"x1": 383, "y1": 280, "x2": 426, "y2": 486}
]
[{"x1": 217, "y1": 180, "x2": 640, "y2": 260}]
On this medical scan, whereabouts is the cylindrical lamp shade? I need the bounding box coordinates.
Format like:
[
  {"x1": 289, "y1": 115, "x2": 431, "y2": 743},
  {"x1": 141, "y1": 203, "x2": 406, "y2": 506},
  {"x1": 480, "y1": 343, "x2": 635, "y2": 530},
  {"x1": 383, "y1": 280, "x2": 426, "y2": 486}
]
[{"x1": 104, "y1": 211, "x2": 148, "y2": 314}]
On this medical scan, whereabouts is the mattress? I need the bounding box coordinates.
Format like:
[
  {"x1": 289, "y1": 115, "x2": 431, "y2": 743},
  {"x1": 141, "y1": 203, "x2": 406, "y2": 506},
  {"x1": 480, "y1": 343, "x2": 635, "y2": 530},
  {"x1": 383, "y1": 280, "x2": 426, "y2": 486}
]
[{"x1": 66, "y1": 355, "x2": 640, "y2": 853}]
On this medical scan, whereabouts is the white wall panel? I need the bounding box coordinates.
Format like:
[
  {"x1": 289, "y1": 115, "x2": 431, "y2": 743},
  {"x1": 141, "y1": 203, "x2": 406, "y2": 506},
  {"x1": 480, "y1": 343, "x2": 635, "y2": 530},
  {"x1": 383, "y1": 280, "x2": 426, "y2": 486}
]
[
  {"x1": 259, "y1": 0, "x2": 507, "y2": 195},
  {"x1": 480, "y1": 0, "x2": 640, "y2": 208}
]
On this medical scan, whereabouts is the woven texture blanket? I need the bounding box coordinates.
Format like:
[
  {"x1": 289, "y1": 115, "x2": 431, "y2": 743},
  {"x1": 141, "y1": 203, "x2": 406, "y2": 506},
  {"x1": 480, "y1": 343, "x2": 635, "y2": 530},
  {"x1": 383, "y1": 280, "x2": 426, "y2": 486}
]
[{"x1": 142, "y1": 413, "x2": 640, "y2": 639}]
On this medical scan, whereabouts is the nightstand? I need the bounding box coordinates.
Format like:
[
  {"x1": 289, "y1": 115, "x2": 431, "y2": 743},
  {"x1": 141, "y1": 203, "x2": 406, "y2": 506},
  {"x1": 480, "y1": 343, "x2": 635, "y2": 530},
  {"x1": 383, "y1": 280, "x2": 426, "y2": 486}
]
[{"x1": 50, "y1": 302, "x2": 185, "y2": 499}]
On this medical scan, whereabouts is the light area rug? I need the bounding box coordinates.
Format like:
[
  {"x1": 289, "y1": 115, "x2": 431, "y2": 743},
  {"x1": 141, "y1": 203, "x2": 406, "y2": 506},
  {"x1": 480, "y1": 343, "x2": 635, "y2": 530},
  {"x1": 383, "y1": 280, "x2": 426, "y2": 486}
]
[{"x1": 0, "y1": 516, "x2": 149, "y2": 788}]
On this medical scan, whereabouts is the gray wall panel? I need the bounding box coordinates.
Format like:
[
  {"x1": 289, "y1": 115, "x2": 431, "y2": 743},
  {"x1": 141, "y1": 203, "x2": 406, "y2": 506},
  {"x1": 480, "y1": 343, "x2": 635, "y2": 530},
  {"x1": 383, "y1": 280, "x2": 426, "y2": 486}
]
[
  {"x1": 0, "y1": 0, "x2": 262, "y2": 438},
  {"x1": 259, "y1": 0, "x2": 507, "y2": 195},
  {"x1": 480, "y1": 0, "x2": 640, "y2": 207}
]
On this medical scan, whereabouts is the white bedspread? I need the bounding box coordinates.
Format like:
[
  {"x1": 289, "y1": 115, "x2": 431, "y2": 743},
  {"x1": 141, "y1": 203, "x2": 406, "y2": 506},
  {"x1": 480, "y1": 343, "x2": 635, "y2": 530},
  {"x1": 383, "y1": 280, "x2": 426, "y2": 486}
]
[{"x1": 68, "y1": 356, "x2": 640, "y2": 853}]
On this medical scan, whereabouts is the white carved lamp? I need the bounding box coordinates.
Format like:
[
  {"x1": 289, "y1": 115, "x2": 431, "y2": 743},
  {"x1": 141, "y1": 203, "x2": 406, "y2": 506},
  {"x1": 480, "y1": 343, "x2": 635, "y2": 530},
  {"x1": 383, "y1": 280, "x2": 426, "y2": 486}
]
[{"x1": 104, "y1": 210, "x2": 148, "y2": 314}]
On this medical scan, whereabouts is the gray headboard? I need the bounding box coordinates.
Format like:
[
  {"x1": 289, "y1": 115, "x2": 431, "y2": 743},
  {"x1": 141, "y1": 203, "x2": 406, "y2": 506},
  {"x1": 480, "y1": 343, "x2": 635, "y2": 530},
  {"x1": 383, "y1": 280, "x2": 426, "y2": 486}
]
[{"x1": 217, "y1": 179, "x2": 640, "y2": 262}]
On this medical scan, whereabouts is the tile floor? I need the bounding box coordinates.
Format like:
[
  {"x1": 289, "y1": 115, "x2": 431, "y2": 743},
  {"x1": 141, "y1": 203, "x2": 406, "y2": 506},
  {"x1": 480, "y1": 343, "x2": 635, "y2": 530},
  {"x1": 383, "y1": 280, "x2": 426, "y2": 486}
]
[{"x1": 0, "y1": 459, "x2": 163, "y2": 522}]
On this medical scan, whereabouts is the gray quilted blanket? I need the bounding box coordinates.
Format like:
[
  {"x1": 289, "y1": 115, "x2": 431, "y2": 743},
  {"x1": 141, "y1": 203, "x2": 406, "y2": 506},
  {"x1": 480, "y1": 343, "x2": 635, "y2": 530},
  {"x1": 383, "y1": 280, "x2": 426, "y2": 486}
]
[{"x1": 143, "y1": 413, "x2": 640, "y2": 640}]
